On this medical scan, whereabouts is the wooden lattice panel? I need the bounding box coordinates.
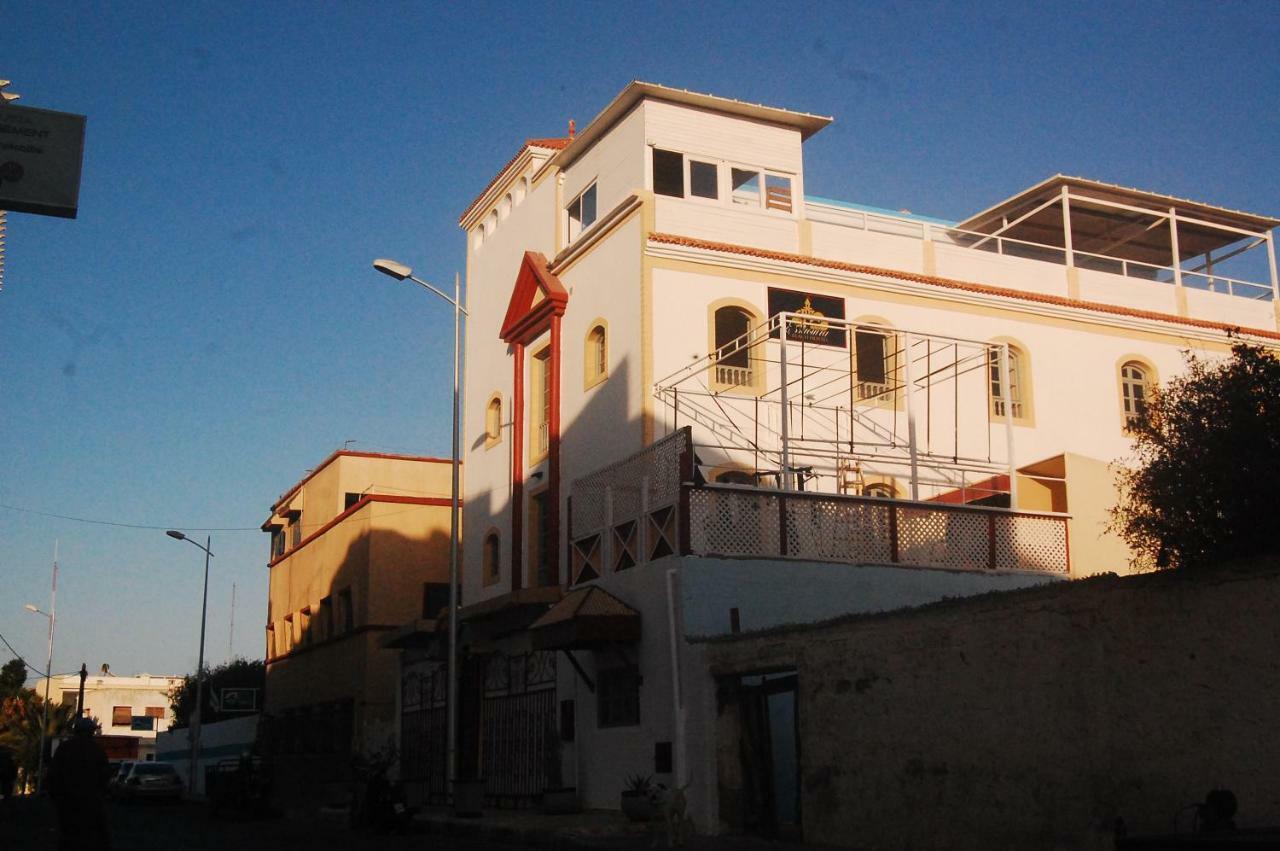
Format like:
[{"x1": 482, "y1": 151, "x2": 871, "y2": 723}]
[
  {"x1": 785, "y1": 498, "x2": 894, "y2": 563},
  {"x1": 994, "y1": 514, "x2": 1069, "y2": 573},
  {"x1": 688, "y1": 488, "x2": 781, "y2": 557},
  {"x1": 896, "y1": 507, "x2": 990, "y2": 570}
]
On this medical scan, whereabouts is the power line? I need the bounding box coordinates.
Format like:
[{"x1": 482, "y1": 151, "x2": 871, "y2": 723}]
[
  {"x1": 0, "y1": 630, "x2": 45, "y2": 677},
  {"x1": 0, "y1": 502, "x2": 260, "y2": 532}
]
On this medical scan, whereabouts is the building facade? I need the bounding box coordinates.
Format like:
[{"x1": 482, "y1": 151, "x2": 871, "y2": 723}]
[
  {"x1": 418, "y1": 82, "x2": 1278, "y2": 832},
  {"x1": 36, "y1": 671, "x2": 181, "y2": 762},
  {"x1": 261, "y1": 449, "x2": 455, "y2": 808}
]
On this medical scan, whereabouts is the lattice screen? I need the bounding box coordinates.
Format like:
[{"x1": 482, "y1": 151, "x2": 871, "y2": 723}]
[
  {"x1": 993, "y1": 514, "x2": 1069, "y2": 573},
  {"x1": 785, "y1": 498, "x2": 894, "y2": 563}
]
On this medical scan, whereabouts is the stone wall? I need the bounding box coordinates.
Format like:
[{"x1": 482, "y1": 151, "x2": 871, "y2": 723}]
[{"x1": 702, "y1": 561, "x2": 1280, "y2": 850}]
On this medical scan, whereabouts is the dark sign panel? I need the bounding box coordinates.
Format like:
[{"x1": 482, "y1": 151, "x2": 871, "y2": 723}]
[
  {"x1": 0, "y1": 104, "x2": 87, "y2": 219},
  {"x1": 767, "y1": 288, "x2": 847, "y2": 347}
]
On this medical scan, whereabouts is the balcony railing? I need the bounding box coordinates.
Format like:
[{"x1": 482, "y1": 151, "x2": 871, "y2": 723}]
[{"x1": 567, "y1": 428, "x2": 1070, "y2": 581}]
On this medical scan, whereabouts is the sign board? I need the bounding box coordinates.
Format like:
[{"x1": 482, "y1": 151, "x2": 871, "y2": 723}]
[
  {"x1": 0, "y1": 104, "x2": 86, "y2": 218},
  {"x1": 767, "y1": 288, "x2": 847, "y2": 348},
  {"x1": 219, "y1": 687, "x2": 259, "y2": 713}
]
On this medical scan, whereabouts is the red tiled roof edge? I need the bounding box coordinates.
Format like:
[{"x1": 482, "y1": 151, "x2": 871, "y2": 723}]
[
  {"x1": 648, "y1": 232, "x2": 1280, "y2": 341},
  {"x1": 458, "y1": 138, "x2": 571, "y2": 226}
]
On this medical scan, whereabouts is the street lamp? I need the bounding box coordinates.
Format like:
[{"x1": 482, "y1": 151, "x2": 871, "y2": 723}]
[
  {"x1": 372, "y1": 257, "x2": 466, "y2": 798},
  {"x1": 165, "y1": 530, "x2": 213, "y2": 798},
  {"x1": 23, "y1": 585, "x2": 54, "y2": 795}
]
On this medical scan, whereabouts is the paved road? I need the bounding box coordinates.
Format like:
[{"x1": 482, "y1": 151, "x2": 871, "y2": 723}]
[{"x1": 1, "y1": 796, "x2": 524, "y2": 851}]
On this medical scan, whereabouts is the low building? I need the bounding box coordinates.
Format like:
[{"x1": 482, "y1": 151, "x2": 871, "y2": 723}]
[
  {"x1": 260, "y1": 449, "x2": 455, "y2": 809},
  {"x1": 35, "y1": 670, "x2": 181, "y2": 762}
]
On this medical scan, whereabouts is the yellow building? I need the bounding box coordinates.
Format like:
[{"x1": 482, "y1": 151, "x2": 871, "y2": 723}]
[{"x1": 261, "y1": 449, "x2": 455, "y2": 806}]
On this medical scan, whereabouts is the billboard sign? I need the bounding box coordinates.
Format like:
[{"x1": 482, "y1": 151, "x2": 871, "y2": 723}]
[
  {"x1": 218, "y1": 687, "x2": 259, "y2": 713},
  {"x1": 0, "y1": 104, "x2": 86, "y2": 219}
]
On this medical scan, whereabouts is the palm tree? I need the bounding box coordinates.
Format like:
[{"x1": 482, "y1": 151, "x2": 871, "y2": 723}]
[{"x1": 0, "y1": 691, "x2": 77, "y2": 793}]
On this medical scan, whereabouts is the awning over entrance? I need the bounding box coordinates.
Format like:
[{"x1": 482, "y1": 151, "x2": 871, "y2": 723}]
[
  {"x1": 380, "y1": 617, "x2": 442, "y2": 651},
  {"x1": 459, "y1": 586, "x2": 564, "y2": 644},
  {"x1": 528, "y1": 586, "x2": 641, "y2": 650}
]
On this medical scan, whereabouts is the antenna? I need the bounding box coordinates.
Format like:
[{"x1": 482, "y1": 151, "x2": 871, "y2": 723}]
[{"x1": 228, "y1": 582, "x2": 236, "y2": 659}]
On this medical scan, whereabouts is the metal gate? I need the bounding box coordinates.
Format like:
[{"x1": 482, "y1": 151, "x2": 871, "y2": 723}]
[
  {"x1": 401, "y1": 662, "x2": 447, "y2": 800},
  {"x1": 479, "y1": 650, "x2": 557, "y2": 806}
]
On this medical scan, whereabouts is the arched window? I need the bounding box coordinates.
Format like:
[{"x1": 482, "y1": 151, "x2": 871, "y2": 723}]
[
  {"x1": 585, "y1": 322, "x2": 608, "y2": 388},
  {"x1": 482, "y1": 532, "x2": 501, "y2": 585},
  {"x1": 862, "y1": 482, "x2": 896, "y2": 498},
  {"x1": 1120, "y1": 361, "x2": 1151, "y2": 425},
  {"x1": 499, "y1": 193, "x2": 512, "y2": 220},
  {"x1": 853, "y1": 321, "x2": 898, "y2": 401},
  {"x1": 988, "y1": 343, "x2": 1029, "y2": 420},
  {"x1": 514, "y1": 177, "x2": 528, "y2": 205},
  {"x1": 485, "y1": 394, "x2": 502, "y2": 446},
  {"x1": 472, "y1": 227, "x2": 484, "y2": 250},
  {"x1": 713, "y1": 305, "x2": 756, "y2": 388},
  {"x1": 485, "y1": 210, "x2": 498, "y2": 235}
]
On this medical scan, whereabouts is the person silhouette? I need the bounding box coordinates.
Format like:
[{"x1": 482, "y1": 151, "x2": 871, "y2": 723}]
[{"x1": 47, "y1": 717, "x2": 111, "y2": 850}]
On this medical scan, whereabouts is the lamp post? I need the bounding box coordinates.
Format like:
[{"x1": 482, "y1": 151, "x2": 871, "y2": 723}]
[
  {"x1": 23, "y1": 551, "x2": 55, "y2": 794},
  {"x1": 165, "y1": 530, "x2": 212, "y2": 797},
  {"x1": 372, "y1": 258, "x2": 465, "y2": 798}
]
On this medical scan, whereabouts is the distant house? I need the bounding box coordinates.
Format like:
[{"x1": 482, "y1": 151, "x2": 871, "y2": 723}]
[
  {"x1": 393, "y1": 81, "x2": 1280, "y2": 833},
  {"x1": 36, "y1": 671, "x2": 181, "y2": 762},
  {"x1": 260, "y1": 449, "x2": 455, "y2": 809}
]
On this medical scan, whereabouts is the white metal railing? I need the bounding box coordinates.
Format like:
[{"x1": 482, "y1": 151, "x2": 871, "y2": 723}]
[
  {"x1": 714, "y1": 364, "x2": 754, "y2": 387},
  {"x1": 806, "y1": 201, "x2": 1274, "y2": 302}
]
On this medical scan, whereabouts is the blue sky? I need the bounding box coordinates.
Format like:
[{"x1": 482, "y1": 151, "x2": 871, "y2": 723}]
[{"x1": 2, "y1": 1, "x2": 1278, "y2": 679}]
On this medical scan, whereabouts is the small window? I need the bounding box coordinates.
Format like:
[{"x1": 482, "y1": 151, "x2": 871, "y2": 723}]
[
  {"x1": 485, "y1": 395, "x2": 503, "y2": 444},
  {"x1": 423, "y1": 582, "x2": 450, "y2": 618},
  {"x1": 765, "y1": 174, "x2": 793, "y2": 212},
  {"x1": 854, "y1": 326, "x2": 896, "y2": 400},
  {"x1": 482, "y1": 533, "x2": 501, "y2": 586},
  {"x1": 597, "y1": 666, "x2": 640, "y2": 728},
  {"x1": 863, "y1": 483, "x2": 896, "y2": 498},
  {"x1": 145, "y1": 706, "x2": 166, "y2": 719},
  {"x1": 731, "y1": 168, "x2": 761, "y2": 207},
  {"x1": 270, "y1": 528, "x2": 285, "y2": 559},
  {"x1": 61, "y1": 690, "x2": 79, "y2": 707},
  {"x1": 345, "y1": 492, "x2": 363, "y2": 510},
  {"x1": 299, "y1": 609, "x2": 312, "y2": 645},
  {"x1": 586, "y1": 324, "x2": 608, "y2": 387},
  {"x1": 338, "y1": 588, "x2": 354, "y2": 633},
  {"x1": 499, "y1": 193, "x2": 512, "y2": 220},
  {"x1": 514, "y1": 176, "x2": 528, "y2": 204},
  {"x1": 319, "y1": 596, "x2": 333, "y2": 640},
  {"x1": 566, "y1": 183, "x2": 597, "y2": 241},
  {"x1": 532, "y1": 348, "x2": 552, "y2": 458},
  {"x1": 485, "y1": 210, "x2": 498, "y2": 235},
  {"x1": 689, "y1": 160, "x2": 718, "y2": 200},
  {"x1": 653, "y1": 148, "x2": 684, "y2": 198},
  {"x1": 1121, "y1": 361, "x2": 1151, "y2": 425},
  {"x1": 989, "y1": 345, "x2": 1027, "y2": 419},
  {"x1": 290, "y1": 513, "x2": 303, "y2": 548},
  {"x1": 112, "y1": 706, "x2": 132, "y2": 727},
  {"x1": 131, "y1": 715, "x2": 155, "y2": 731}
]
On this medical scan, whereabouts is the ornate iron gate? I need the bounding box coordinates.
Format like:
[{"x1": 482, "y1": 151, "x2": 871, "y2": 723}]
[
  {"x1": 480, "y1": 650, "x2": 557, "y2": 806},
  {"x1": 400, "y1": 662, "x2": 447, "y2": 800}
]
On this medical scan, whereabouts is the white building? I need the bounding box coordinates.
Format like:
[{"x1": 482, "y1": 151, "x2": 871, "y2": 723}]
[
  {"x1": 394, "y1": 82, "x2": 1279, "y2": 835},
  {"x1": 36, "y1": 670, "x2": 182, "y2": 762}
]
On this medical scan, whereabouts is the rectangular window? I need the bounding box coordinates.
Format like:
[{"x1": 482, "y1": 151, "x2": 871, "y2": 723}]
[
  {"x1": 597, "y1": 667, "x2": 640, "y2": 728},
  {"x1": 566, "y1": 183, "x2": 597, "y2": 241},
  {"x1": 689, "y1": 159, "x2": 718, "y2": 199},
  {"x1": 344, "y1": 492, "x2": 362, "y2": 510},
  {"x1": 422, "y1": 582, "x2": 450, "y2": 619},
  {"x1": 532, "y1": 347, "x2": 551, "y2": 458},
  {"x1": 299, "y1": 609, "x2": 312, "y2": 645},
  {"x1": 319, "y1": 596, "x2": 333, "y2": 640},
  {"x1": 61, "y1": 690, "x2": 79, "y2": 706},
  {"x1": 145, "y1": 706, "x2": 166, "y2": 719},
  {"x1": 855, "y1": 330, "x2": 888, "y2": 385},
  {"x1": 731, "y1": 168, "x2": 761, "y2": 206},
  {"x1": 112, "y1": 705, "x2": 132, "y2": 727},
  {"x1": 652, "y1": 148, "x2": 684, "y2": 197},
  {"x1": 765, "y1": 173, "x2": 793, "y2": 212},
  {"x1": 271, "y1": 529, "x2": 285, "y2": 558},
  {"x1": 529, "y1": 491, "x2": 552, "y2": 587},
  {"x1": 290, "y1": 514, "x2": 303, "y2": 548},
  {"x1": 131, "y1": 715, "x2": 155, "y2": 731},
  {"x1": 339, "y1": 588, "x2": 354, "y2": 633}
]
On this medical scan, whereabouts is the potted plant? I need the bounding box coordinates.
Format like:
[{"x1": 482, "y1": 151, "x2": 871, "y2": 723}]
[
  {"x1": 540, "y1": 718, "x2": 580, "y2": 814},
  {"x1": 620, "y1": 774, "x2": 655, "y2": 822}
]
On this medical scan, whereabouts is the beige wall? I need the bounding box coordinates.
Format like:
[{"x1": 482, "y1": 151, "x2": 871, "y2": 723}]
[{"x1": 705, "y1": 559, "x2": 1280, "y2": 849}]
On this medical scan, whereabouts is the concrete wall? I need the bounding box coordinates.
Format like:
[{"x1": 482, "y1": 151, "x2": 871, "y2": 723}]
[
  {"x1": 702, "y1": 560, "x2": 1280, "y2": 849},
  {"x1": 156, "y1": 713, "x2": 258, "y2": 796}
]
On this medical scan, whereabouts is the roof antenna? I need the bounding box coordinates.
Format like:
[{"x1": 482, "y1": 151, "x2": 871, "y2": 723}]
[
  {"x1": 568, "y1": 119, "x2": 575, "y2": 140},
  {"x1": 343, "y1": 439, "x2": 356, "y2": 450}
]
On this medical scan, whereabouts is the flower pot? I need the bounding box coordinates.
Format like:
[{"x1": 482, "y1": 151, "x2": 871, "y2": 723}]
[
  {"x1": 453, "y1": 780, "x2": 485, "y2": 817},
  {"x1": 621, "y1": 790, "x2": 654, "y2": 823},
  {"x1": 541, "y1": 786, "x2": 580, "y2": 814}
]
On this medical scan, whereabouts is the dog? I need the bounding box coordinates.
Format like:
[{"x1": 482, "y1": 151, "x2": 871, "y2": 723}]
[{"x1": 648, "y1": 782, "x2": 693, "y2": 848}]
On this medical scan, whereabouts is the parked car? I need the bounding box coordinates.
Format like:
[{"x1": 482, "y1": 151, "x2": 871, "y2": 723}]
[
  {"x1": 119, "y1": 762, "x2": 183, "y2": 802},
  {"x1": 108, "y1": 761, "x2": 137, "y2": 799}
]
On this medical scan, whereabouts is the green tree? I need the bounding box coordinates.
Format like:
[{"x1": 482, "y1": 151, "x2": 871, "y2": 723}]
[
  {"x1": 0, "y1": 690, "x2": 77, "y2": 789},
  {"x1": 168, "y1": 657, "x2": 265, "y2": 729},
  {"x1": 0, "y1": 659, "x2": 27, "y2": 700},
  {"x1": 1113, "y1": 341, "x2": 1280, "y2": 571}
]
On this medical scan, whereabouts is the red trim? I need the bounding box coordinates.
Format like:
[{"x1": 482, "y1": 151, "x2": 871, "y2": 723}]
[
  {"x1": 511, "y1": 343, "x2": 525, "y2": 592},
  {"x1": 928, "y1": 474, "x2": 1011, "y2": 505},
  {"x1": 270, "y1": 450, "x2": 456, "y2": 512},
  {"x1": 649, "y1": 232, "x2": 1280, "y2": 342},
  {"x1": 548, "y1": 314, "x2": 563, "y2": 586},
  {"x1": 457, "y1": 138, "x2": 571, "y2": 226},
  {"x1": 267, "y1": 495, "x2": 454, "y2": 568},
  {"x1": 500, "y1": 252, "x2": 570, "y2": 344}
]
